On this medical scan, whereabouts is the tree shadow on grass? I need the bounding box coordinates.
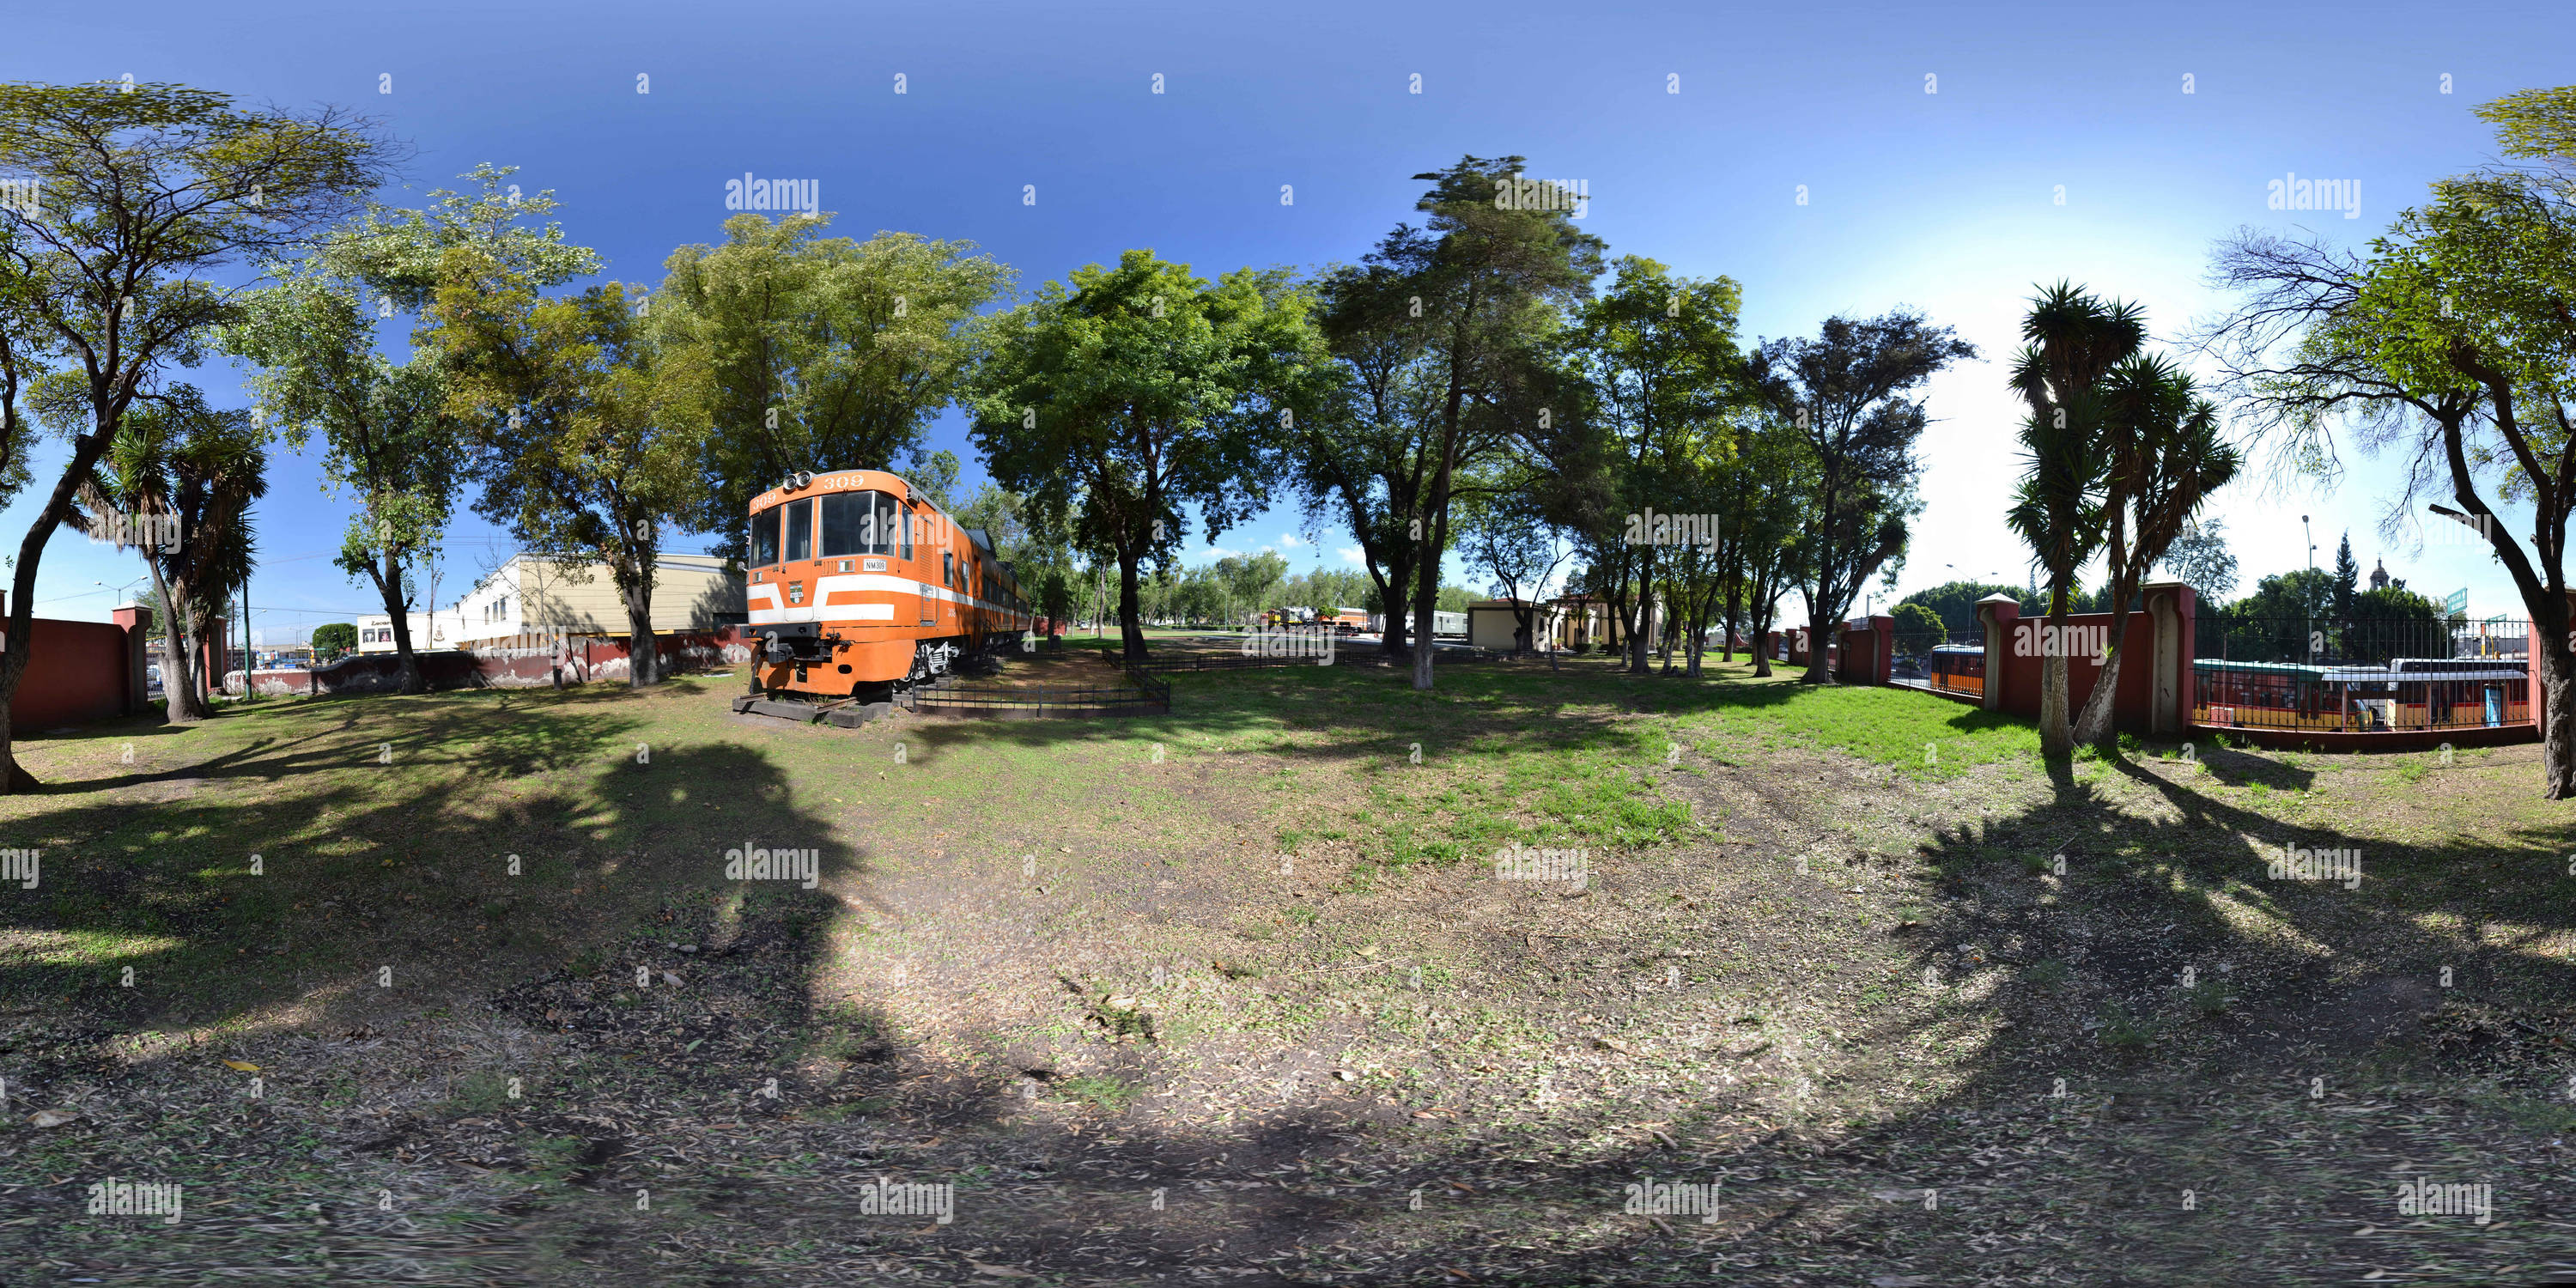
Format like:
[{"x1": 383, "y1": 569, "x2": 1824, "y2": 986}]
[
  {"x1": 0, "y1": 686, "x2": 864, "y2": 1036},
  {"x1": 9, "y1": 681, "x2": 2573, "y2": 1285}
]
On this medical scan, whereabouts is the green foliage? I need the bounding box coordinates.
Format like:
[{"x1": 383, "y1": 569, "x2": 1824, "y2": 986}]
[
  {"x1": 427, "y1": 188, "x2": 714, "y2": 683},
  {"x1": 1890, "y1": 601, "x2": 1946, "y2": 643},
  {"x1": 0, "y1": 79, "x2": 390, "y2": 756},
  {"x1": 659, "y1": 216, "x2": 1008, "y2": 560},
  {"x1": 1759, "y1": 311, "x2": 1978, "y2": 678},
  {"x1": 309, "y1": 623, "x2": 357, "y2": 656},
  {"x1": 1894, "y1": 581, "x2": 2027, "y2": 636},
  {"x1": 222, "y1": 198, "x2": 492, "y2": 687},
  {"x1": 969, "y1": 249, "x2": 1330, "y2": 656},
  {"x1": 78, "y1": 384, "x2": 266, "y2": 720}
]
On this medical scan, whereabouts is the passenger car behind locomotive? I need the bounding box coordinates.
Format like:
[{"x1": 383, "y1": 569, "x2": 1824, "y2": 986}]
[{"x1": 744, "y1": 468, "x2": 1032, "y2": 702}]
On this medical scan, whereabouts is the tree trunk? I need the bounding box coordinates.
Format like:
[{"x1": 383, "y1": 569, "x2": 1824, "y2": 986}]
[
  {"x1": 2070, "y1": 600, "x2": 2136, "y2": 748},
  {"x1": 1380, "y1": 551, "x2": 1413, "y2": 662},
  {"x1": 1410, "y1": 507, "x2": 1449, "y2": 691},
  {"x1": 1116, "y1": 547, "x2": 1147, "y2": 662},
  {"x1": 623, "y1": 569, "x2": 661, "y2": 688},
  {"x1": 1721, "y1": 577, "x2": 1742, "y2": 665},
  {"x1": 374, "y1": 549, "x2": 427, "y2": 696},
  {"x1": 1749, "y1": 586, "x2": 1777, "y2": 678},
  {"x1": 2541, "y1": 618, "x2": 2576, "y2": 799},
  {"x1": 2037, "y1": 589, "x2": 2075, "y2": 755},
  {"x1": 1803, "y1": 608, "x2": 1835, "y2": 684},
  {"x1": 155, "y1": 562, "x2": 211, "y2": 723},
  {"x1": 1629, "y1": 551, "x2": 1656, "y2": 675}
]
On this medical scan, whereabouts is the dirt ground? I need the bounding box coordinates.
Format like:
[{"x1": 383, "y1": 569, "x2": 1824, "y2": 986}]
[{"x1": 3, "y1": 660, "x2": 2573, "y2": 1285}]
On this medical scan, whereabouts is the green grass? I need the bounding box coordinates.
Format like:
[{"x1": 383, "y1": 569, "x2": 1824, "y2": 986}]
[{"x1": 1051, "y1": 1073, "x2": 1141, "y2": 1112}]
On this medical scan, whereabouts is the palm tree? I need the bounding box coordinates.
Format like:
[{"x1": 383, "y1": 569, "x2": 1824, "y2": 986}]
[
  {"x1": 76, "y1": 386, "x2": 267, "y2": 723},
  {"x1": 2006, "y1": 283, "x2": 2144, "y2": 753}
]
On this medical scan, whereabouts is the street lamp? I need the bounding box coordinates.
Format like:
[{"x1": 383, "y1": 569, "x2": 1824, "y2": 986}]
[{"x1": 2301, "y1": 514, "x2": 2316, "y2": 664}]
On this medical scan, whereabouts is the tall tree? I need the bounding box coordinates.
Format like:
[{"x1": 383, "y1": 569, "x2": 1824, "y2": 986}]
[
  {"x1": 2201, "y1": 84, "x2": 2576, "y2": 795},
  {"x1": 65, "y1": 385, "x2": 264, "y2": 720},
  {"x1": 2331, "y1": 532, "x2": 2360, "y2": 628},
  {"x1": 1384, "y1": 157, "x2": 1604, "y2": 690},
  {"x1": 224, "y1": 252, "x2": 474, "y2": 695},
  {"x1": 657, "y1": 215, "x2": 1009, "y2": 558},
  {"x1": 1290, "y1": 258, "x2": 1439, "y2": 662},
  {"x1": 1727, "y1": 407, "x2": 1814, "y2": 677},
  {"x1": 433, "y1": 254, "x2": 714, "y2": 687},
  {"x1": 1562, "y1": 258, "x2": 1746, "y2": 676},
  {"x1": 0, "y1": 80, "x2": 388, "y2": 788},
  {"x1": 969, "y1": 250, "x2": 1326, "y2": 661},
  {"x1": 1759, "y1": 312, "x2": 1978, "y2": 686}
]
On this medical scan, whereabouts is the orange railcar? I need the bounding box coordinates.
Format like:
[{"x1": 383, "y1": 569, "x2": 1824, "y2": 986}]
[{"x1": 744, "y1": 469, "x2": 1031, "y2": 701}]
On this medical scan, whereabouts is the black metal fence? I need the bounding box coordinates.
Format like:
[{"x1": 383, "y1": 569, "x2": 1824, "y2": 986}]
[
  {"x1": 2191, "y1": 615, "x2": 2530, "y2": 732},
  {"x1": 1103, "y1": 647, "x2": 1339, "y2": 673},
  {"x1": 1891, "y1": 629, "x2": 1987, "y2": 700},
  {"x1": 911, "y1": 657, "x2": 1172, "y2": 718}
]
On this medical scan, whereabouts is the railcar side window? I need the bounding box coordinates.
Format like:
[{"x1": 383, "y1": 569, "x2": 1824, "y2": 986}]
[
  {"x1": 786, "y1": 499, "x2": 813, "y2": 562},
  {"x1": 751, "y1": 507, "x2": 781, "y2": 566}
]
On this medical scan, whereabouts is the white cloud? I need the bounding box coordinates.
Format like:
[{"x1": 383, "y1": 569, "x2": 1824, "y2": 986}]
[
  {"x1": 1336, "y1": 546, "x2": 1364, "y2": 564},
  {"x1": 1278, "y1": 533, "x2": 1304, "y2": 548},
  {"x1": 1203, "y1": 546, "x2": 1242, "y2": 560}
]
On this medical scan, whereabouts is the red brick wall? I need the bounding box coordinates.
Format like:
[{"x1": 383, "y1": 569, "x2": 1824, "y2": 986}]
[{"x1": 3, "y1": 604, "x2": 151, "y2": 737}]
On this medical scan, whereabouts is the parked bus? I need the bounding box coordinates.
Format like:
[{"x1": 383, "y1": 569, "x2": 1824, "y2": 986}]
[{"x1": 2193, "y1": 658, "x2": 2528, "y2": 731}]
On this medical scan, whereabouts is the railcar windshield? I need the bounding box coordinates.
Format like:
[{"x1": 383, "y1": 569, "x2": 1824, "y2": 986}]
[
  {"x1": 821, "y1": 490, "x2": 904, "y2": 557},
  {"x1": 750, "y1": 506, "x2": 781, "y2": 567}
]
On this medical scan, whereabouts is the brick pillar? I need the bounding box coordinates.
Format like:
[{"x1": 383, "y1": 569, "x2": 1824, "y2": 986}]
[
  {"x1": 2140, "y1": 581, "x2": 2196, "y2": 734},
  {"x1": 112, "y1": 602, "x2": 152, "y2": 714},
  {"x1": 1977, "y1": 594, "x2": 2021, "y2": 713}
]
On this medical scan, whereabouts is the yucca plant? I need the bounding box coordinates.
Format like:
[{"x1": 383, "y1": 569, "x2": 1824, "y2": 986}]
[
  {"x1": 2005, "y1": 282, "x2": 2142, "y2": 752},
  {"x1": 75, "y1": 384, "x2": 266, "y2": 723},
  {"x1": 2069, "y1": 355, "x2": 2241, "y2": 745}
]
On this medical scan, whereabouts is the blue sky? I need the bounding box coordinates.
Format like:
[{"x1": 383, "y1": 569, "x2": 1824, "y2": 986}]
[{"x1": 5, "y1": 0, "x2": 2570, "y2": 641}]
